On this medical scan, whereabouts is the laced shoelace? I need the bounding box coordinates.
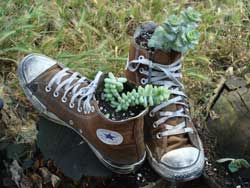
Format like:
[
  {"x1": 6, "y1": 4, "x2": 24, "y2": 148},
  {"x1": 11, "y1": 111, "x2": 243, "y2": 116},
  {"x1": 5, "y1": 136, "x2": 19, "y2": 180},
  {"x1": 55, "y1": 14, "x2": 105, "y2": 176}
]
[
  {"x1": 127, "y1": 55, "x2": 193, "y2": 139},
  {"x1": 45, "y1": 68, "x2": 102, "y2": 114}
]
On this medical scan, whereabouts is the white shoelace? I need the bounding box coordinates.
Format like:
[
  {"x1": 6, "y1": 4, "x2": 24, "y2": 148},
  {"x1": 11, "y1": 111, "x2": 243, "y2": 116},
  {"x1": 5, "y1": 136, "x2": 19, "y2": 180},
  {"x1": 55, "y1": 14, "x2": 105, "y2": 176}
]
[
  {"x1": 127, "y1": 55, "x2": 193, "y2": 139},
  {"x1": 45, "y1": 69, "x2": 102, "y2": 114}
]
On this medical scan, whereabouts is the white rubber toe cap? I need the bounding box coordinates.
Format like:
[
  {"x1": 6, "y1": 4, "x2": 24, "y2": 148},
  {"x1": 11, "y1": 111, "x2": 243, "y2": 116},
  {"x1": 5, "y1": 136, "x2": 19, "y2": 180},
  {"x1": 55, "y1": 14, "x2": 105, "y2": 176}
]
[
  {"x1": 20, "y1": 54, "x2": 57, "y2": 84},
  {"x1": 161, "y1": 147, "x2": 200, "y2": 168}
]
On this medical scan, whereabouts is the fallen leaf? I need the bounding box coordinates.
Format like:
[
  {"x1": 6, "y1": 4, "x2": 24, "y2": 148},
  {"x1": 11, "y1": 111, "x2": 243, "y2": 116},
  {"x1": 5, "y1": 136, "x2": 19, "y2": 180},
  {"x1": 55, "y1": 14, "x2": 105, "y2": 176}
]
[
  {"x1": 51, "y1": 174, "x2": 61, "y2": 188},
  {"x1": 39, "y1": 167, "x2": 52, "y2": 184},
  {"x1": 10, "y1": 160, "x2": 23, "y2": 187}
]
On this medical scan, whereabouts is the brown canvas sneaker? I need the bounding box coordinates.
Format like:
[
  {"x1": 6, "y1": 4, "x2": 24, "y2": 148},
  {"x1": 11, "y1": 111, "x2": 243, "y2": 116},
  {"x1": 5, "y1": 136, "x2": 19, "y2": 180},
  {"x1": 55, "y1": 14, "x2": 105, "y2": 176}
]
[
  {"x1": 125, "y1": 23, "x2": 204, "y2": 181},
  {"x1": 18, "y1": 54, "x2": 147, "y2": 174}
]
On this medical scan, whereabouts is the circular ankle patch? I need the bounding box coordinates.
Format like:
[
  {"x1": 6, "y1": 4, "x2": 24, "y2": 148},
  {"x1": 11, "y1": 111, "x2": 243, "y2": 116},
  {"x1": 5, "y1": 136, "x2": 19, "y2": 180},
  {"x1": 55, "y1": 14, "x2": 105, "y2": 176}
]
[{"x1": 96, "y1": 129, "x2": 123, "y2": 145}]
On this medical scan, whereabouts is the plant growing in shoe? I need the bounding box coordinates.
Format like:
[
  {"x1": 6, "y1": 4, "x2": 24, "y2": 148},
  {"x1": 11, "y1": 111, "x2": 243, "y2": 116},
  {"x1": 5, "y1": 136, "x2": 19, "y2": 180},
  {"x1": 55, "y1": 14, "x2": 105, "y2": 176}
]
[
  {"x1": 100, "y1": 72, "x2": 170, "y2": 119},
  {"x1": 136, "y1": 7, "x2": 201, "y2": 53},
  {"x1": 104, "y1": 75, "x2": 170, "y2": 111},
  {"x1": 125, "y1": 7, "x2": 205, "y2": 182},
  {"x1": 18, "y1": 54, "x2": 148, "y2": 174}
]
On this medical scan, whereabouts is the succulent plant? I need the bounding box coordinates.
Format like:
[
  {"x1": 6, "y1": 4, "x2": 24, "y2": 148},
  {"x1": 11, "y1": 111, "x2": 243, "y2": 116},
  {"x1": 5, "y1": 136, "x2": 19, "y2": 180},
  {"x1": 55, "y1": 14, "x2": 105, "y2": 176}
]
[
  {"x1": 104, "y1": 73, "x2": 170, "y2": 112},
  {"x1": 181, "y1": 7, "x2": 201, "y2": 25},
  {"x1": 217, "y1": 158, "x2": 250, "y2": 173},
  {"x1": 148, "y1": 7, "x2": 201, "y2": 54}
]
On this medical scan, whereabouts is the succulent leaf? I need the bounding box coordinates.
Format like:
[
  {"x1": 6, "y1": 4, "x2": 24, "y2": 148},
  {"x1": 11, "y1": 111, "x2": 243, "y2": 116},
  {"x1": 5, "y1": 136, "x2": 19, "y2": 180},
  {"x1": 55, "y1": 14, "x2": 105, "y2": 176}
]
[
  {"x1": 148, "y1": 26, "x2": 166, "y2": 50},
  {"x1": 148, "y1": 7, "x2": 201, "y2": 53},
  {"x1": 103, "y1": 73, "x2": 170, "y2": 112},
  {"x1": 181, "y1": 7, "x2": 201, "y2": 24},
  {"x1": 228, "y1": 159, "x2": 250, "y2": 173}
]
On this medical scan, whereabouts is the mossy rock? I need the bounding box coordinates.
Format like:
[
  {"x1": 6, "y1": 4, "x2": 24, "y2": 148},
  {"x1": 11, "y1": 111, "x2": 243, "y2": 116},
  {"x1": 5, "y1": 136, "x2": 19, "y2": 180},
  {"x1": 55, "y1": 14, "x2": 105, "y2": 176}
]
[{"x1": 207, "y1": 77, "x2": 250, "y2": 159}]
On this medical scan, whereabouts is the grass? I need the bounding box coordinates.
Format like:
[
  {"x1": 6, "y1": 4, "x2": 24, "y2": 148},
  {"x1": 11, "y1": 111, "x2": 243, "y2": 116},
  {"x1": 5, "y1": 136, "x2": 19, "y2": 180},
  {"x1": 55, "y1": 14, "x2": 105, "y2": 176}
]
[{"x1": 1, "y1": 0, "x2": 250, "y2": 119}]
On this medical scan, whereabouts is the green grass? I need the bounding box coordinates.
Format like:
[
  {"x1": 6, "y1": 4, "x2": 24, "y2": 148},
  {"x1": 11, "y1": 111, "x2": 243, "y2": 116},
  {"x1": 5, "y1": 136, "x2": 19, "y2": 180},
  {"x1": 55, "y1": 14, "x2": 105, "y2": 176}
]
[{"x1": 1, "y1": 0, "x2": 250, "y2": 118}]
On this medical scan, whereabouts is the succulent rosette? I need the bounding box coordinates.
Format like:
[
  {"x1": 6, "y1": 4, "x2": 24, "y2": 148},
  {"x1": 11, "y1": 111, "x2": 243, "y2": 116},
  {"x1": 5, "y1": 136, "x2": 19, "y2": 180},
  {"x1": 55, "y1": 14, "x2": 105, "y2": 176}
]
[
  {"x1": 171, "y1": 37, "x2": 184, "y2": 53},
  {"x1": 181, "y1": 7, "x2": 201, "y2": 25},
  {"x1": 179, "y1": 29, "x2": 200, "y2": 53},
  {"x1": 148, "y1": 26, "x2": 166, "y2": 50},
  {"x1": 185, "y1": 30, "x2": 200, "y2": 45},
  {"x1": 148, "y1": 7, "x2": 201, "y2": 53},
  {"x1": 163, "y1": 15, "x2": 182, "y2": 33}
]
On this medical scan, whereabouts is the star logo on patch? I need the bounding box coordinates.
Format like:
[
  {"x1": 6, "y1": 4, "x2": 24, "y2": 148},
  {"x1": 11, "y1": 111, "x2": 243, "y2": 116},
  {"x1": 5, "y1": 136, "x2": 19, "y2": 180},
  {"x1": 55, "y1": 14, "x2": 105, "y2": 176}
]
[
  {"x1": 96, "y1": 129, "x2": 123, "y2": 145},
  {"x1": 104, "y1": 133, "x2": 116, "y2": 140}
]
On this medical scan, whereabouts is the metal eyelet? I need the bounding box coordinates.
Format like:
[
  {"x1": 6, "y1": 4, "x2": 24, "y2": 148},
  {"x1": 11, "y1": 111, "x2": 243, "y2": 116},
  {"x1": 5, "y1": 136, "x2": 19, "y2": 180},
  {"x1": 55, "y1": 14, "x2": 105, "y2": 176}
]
[
  {"x1": 69, "y1": 120, "x2": 74, "y2": 125},
  {"x1": 138, "y1": 55, "x2": 144, "y2": 60},
  {"x1": 140, "y1": 78, "x2": 148, "y2": 85},
  {"x1": 77, "y1": 107, "x2": 82, "y2": 112},
  {"x1": 61, "y1": 97, "x2": 67, "y2": 103},
  {"x1": 149, "y1": 111, "x2": 155, "y2": 117},
  {"x1": 45, "y1": 86, "x2": 51, "y2": 92},
  {"x1": 156, "y1": 132, "x2": 162, "y2": 139},
  {"x1": 53, "y1": 91, "x2": 59, "y2": 97},
  {"x1": 69, "y1": 102, "x2": 75, "y2": 109},
  {"x1": 153, "y1": 122, "x2": 158, "y2": 128},
  {"x1": 139, "y1": 68, "x2": 144, "y2": 74}
]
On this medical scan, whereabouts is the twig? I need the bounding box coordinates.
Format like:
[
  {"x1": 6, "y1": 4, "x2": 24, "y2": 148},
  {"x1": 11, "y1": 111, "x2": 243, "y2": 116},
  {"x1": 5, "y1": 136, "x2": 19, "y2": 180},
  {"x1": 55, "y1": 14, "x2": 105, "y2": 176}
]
[{"x1": 206, "y1": 76, "x2": 226, "y2": 119}]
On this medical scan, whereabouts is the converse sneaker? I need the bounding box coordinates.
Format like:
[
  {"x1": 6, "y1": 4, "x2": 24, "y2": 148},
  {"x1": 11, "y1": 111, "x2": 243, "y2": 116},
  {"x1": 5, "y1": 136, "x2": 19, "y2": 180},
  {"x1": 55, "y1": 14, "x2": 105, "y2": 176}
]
[
  {"x1": 125, "y1": 23, "x2": 204, "y2": 181},
  {"x1": 18, "y1": 54, "x2": 147, "y2": 174}
]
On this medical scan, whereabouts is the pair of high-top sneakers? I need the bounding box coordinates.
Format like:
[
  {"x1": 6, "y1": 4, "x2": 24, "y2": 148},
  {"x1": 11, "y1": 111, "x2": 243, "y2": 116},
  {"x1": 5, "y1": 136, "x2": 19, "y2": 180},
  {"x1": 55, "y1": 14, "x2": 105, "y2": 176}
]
[{"x1": 18, "y1": 23, "x2": 204, "y2": 181}]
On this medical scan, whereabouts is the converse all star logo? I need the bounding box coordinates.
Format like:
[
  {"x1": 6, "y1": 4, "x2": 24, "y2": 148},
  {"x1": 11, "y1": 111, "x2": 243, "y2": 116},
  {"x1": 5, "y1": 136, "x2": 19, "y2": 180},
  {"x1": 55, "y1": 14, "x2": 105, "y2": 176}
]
[{"x1": 96, "y1": 129, "x2": 123, "y2": 145}]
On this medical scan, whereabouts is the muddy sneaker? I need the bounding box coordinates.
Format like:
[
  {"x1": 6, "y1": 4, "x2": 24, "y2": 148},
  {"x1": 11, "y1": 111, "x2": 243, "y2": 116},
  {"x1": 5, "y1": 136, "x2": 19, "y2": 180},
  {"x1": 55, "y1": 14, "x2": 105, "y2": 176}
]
[
  {"x1": 125, "y1": 23, "x2": 204, "y2": 181},
  {"x1": 18, "y1": 54, "x2": 147, "y2": 174}
]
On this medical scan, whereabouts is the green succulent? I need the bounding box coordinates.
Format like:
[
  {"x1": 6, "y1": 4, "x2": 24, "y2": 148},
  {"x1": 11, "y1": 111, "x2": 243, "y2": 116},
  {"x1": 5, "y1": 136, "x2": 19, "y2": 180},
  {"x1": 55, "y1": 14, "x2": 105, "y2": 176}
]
[
  {"x1": 163, "y1": 15, "x2": 182, "y2": 33},
  {"x1": 148, "y1": 7, "x2": 201, "y2": 54},
  {"x1": 182, "y1": 30, "x2": 200, "y2": 47},
  {"x1": 228, "y1": 159, "x2": 250, "y2": 173},
  {"x1": 181, "y1": 7, "x2": 201, "y2": 24},
  {"x1": 103, "y1": 73, "x2": 170, "y2": 112},
  {"x1": 216, "y1": 158, "x2": 250, "y2": 173},
  {"x1": 148, "y1": 26, "x2": 167, "y2": 50}
]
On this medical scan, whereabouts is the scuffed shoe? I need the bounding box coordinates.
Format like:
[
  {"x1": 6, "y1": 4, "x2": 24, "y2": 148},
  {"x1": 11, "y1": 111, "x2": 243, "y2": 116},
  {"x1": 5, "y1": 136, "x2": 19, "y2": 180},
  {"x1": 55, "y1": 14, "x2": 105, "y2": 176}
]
[
  {"x1": 18, "y1": 54, "x2": 147, "y2": 174},
  {"x1": 125, "y1": 23, "x2": 204, "y2": 181}
]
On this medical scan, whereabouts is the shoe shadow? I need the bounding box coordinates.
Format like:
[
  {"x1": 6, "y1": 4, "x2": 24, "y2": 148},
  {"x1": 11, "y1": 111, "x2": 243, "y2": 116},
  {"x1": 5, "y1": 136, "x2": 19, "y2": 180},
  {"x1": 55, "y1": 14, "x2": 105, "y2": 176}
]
[{"x1": 37, "y1": 117, "x2": 112, "y2": 180}]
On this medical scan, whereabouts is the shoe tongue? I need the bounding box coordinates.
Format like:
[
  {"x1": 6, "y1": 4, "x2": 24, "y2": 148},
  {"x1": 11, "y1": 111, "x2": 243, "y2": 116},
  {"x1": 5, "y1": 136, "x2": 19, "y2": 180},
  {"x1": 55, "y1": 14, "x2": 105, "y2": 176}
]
[
  {"x1": 155, "y1": 94, "x2": 185, "y2": 128},
  {"x1": 163, "y1": 104, "x2": 185, "y2": 127},
  {"x1": 155, "y1": 90, "x2": 191, "y2": 152}
]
